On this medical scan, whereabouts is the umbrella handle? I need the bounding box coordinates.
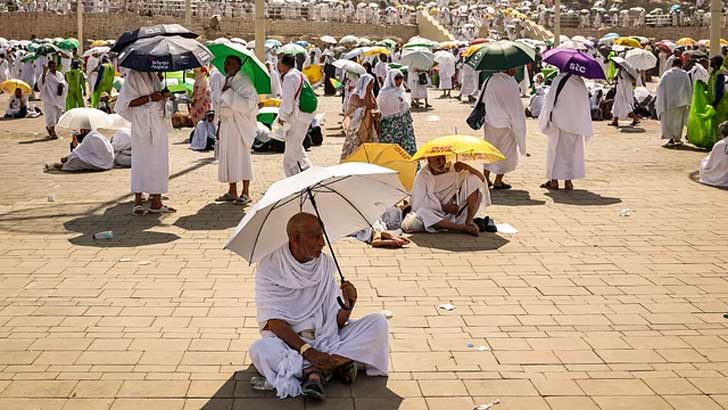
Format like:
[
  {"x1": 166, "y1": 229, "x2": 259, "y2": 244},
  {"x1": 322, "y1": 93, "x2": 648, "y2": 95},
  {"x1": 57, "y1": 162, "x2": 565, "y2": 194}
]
[{"x1": 337, "y1": 296, "x2": 354, "y2": 311}]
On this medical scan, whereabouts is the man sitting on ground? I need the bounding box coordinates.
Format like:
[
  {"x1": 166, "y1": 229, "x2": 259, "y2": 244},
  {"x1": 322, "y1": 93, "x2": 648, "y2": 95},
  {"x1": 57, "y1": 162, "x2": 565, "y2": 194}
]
[
  {"x1": 4, "y1": 88, "x2": 27, "y2": 119},
  {"x1": 403, "y1": 155, "x2": 490, "y2": 236},
  {"x1": 699, "y1": 120, "x2": 728, "y2": 188},
  {"x1": 111, "y1": 128, "x2": 132, "y2": 168},
  {"x1": 190, "y1": 110, "x2": 217, "y2": 151},
  {"x1": 249, "y1": 212, "x2": 389, "y2": 400},
  {"x1": 45, "y1": 128, "x2": 114, "y2": 172}
]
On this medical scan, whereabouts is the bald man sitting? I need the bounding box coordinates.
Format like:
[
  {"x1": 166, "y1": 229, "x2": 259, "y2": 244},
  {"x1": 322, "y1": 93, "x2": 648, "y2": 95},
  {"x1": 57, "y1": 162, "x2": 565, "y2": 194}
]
[{"x1": 248, "y1": 213, "x2": 389, "y2": 400}]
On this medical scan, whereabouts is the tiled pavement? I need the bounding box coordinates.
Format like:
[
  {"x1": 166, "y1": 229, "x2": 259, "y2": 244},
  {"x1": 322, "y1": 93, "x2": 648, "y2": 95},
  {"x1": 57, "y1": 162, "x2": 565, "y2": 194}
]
[{"x1": 0, "y1": 91, "x2": 727, "y2": 410}]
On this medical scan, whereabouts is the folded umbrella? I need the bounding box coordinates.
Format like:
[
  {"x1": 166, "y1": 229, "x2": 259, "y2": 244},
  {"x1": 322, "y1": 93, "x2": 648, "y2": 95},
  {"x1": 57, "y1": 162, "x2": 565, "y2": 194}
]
[
  {"x1": 111, "y1": 24, "x2": 198, "y2": 53},
  {"x1": 118, "y1": 35, "x2": 212, "y2": 72},
  {"x1": 466, "y1": 40, "x2": 534, "y2": 71},
  {"x1": 208, "y1": 42, "x2": 272, "y2": 94},
  {"x1": 342, "y1": 143, "x2": 417, "y2": 191},
  {"x1": 541, "y1": 48, "x2": 605, "y2": 80}
]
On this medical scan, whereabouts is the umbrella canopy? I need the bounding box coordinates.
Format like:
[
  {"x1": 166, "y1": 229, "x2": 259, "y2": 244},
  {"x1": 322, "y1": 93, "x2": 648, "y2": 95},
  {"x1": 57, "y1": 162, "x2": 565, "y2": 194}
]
[
  {"x1": 277, "y1": 42, "x2": 308, "y2": 56},
  {"x1": 341, "y1": 143, "x2": 417, "y2": 191},
  {"x1": 400, "y1": 47, "x2": 435, "y2": 70},
  {"x1": 83, "y1": 46, "x2": 110, "y2": 57},
  {"x1": 465, "y1": 40, "x2": 535, "y2": 71},
  {"x1": 295, "y1": 40, "x2": 310, "y2": 48},
  {"x1": 362, "y1": 46, "x2": 390, "y2": 57},
  {"x1": 208, "y1": 42, "x2": 272, "y2": 94},
  {"x1": 224, "y1": 162, "x2": 408, "y2": 263},
  {"x1": 434, "y1": 50, "x2": 457, "y2": 65},
  {"x1": 118, "y1": 35, "x2": 212, "y2": 72},
  {"x1": 655, "y1": 40, "x2": 675, "y2": 52},
  {"x1": 339, "y1": 35, "x2": 359, "y2": 44},
  {"x1": 58, "y1": 108, "x2": 114, "y2": 131},
  {"x1": 35, "y1": 43, "x2": 66, "y2": 57},
  {"x1": 600, "y1": 32, "x2": 620, "y2": 41},
  {"x1": 438, "y1": 40, "x2": 461, "y2": 49},
  {"x1": 111, "y1": 24, "x2": 198, "y2": 53},
  {"x1": 0, "y1": 79, "x2": 32, "y2": 95},
  {"x1": 704, "y1": 39, "x2": 728, "y2": 48},
  {"x1": 412, "y1": 134, "x2": 505, "y2": 163},
  {"x1": 265, "y1": 39, "x2": 283, "y2": 48},
  {"x1": 625, "y1": 48, "x2": 657, "y2": 71},
  {"x1": 557, "y1": 40, "x2": 589, "y2": 51},
  {"x1": 333, "y1": 59, "x2": 366, "y2": 75},
  {"x1": 611, "y1": 56, "x2": 640, "y2": 80},
  {"x1": 57, "y1": 38, "x2": 79, "y2": 51},
  {"x1": 541, "y1": 49, "x2": 605, "y2": 79},
  {"x1": 320, "y1": 35, "x2": 337, "y2": 44},
  {"x1": 257, "y1": 106, "x2": 279, "y2": 126},
  {"x1": 90, "y1": 39, "x2": 109, "y2": 48},
  {"x1": 462, "y1": 43, "x2": 486, "y2": 58},
  {"x1": 613, "y1": 37, "x2": 641, "y2": 48}
]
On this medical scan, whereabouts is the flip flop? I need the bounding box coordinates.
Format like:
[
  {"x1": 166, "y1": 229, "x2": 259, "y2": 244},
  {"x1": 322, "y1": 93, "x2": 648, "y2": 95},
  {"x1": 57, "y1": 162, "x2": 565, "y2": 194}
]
[
  {"x1": 301, "y1": 370, "x2": 326, "y2": 400},
  {"x1": 132, "y1": 205, "x2": 147, "y2": 216},
  {"x1": 148, "y1": 205, "x2": 176, "y2": 214},
  {"x1": 493, "y1": 183, "x2": 512, "y2": 190},
  {"x1": 215, "y1": 193, "x2": 237, "y2": 202}
]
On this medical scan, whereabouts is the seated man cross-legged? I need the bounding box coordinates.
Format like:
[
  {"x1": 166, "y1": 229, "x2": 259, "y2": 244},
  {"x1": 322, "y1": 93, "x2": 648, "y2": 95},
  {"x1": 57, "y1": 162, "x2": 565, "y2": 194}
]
[
  {"x1": 403, "y1": 155, "x2": 491, "y2": 236},
  {"x1": 249, "y1": 213, "x2": 389, "y2": 400}
]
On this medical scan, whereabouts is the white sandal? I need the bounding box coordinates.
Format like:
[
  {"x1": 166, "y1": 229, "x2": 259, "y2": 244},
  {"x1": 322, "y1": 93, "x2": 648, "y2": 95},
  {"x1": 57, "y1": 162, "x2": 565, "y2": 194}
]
[
  {"x1": 132, "y1": 205, "x2": 147, "y2": 216},
  {"x1": 148, "y1": 205, "x2": 176, "y2": 214}
]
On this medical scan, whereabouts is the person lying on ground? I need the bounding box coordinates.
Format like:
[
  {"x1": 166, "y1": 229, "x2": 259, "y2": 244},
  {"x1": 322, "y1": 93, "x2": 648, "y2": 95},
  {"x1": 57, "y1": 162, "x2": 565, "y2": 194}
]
[{"x1": 45, "y1": 129, "x2": 114, "y2": 172}]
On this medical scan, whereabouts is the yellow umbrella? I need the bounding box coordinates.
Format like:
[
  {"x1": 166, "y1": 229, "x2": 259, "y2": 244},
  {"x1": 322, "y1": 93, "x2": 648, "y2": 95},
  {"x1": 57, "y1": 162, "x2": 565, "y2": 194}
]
[
  {"x1": 0, "y1": 79, "x2": 32, "y2": 95},
  {"x1": 676, "y1": 37, "x2": 697, "y2": 46},
  {"x1": 411, "y1": 134, "x2": 505, "y2": 163},
  {"x1": 342, "y1": 143, "x2": 417, "y2": 191},
  {"x1": 439, "y1": 40, "x2": 460, "y2": 49},
  {"x1": 614, "y1": 37, "x2": 642, "y2": 48},
  {"x1": 90, "y1": 39, "x2": 108, "y2": 47},
  {"x1": 363, "y1": 46, "x2": 391, "y2": 56},
  {"x1": 462, "y1": 43, "x2": 486, "y2": 57},
  {"x1": 704, "y1": 39, "x2": 728, "y2": 48},
  {"x1": 303, "y1": 64, "x2": 323, "y2": 84}
]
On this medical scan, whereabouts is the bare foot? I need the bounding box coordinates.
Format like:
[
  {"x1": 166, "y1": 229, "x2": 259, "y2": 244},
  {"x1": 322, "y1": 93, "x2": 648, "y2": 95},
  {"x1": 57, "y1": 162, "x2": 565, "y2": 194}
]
[
  {"x1": 463, "y1": 223, "x2": 480, "y2": 237},
  {"x1": 564, "y1": 181, "x2": 574, "y2": 190}
]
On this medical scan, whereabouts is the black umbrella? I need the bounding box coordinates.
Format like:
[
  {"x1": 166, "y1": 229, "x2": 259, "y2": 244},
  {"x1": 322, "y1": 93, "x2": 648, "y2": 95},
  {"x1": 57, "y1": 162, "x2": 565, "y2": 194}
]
[
  {"x1": 111, "y1": 24, "x2": 198, "y2": 53},
  {"x1": 118, "y1": 35, "x2": 212, "y2": 72}
]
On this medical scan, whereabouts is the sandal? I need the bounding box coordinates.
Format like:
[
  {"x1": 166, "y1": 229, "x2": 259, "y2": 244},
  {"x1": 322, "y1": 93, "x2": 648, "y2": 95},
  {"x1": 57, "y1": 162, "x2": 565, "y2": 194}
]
[
  {"x1": 334, "y1": 361, "x2": 358, "y2": 385},
  {"x1": 148, "y1": 205, "x2": 176, "y2": 214},
  {"x1": 564, "y1": 182, "x2": 574, "y2": 191},
  {"x1": 132, "y1": 205, "x2": 147, "y2": 216},
  {"x1": 215, "y1": 193, "x2": 237, "y2": 202},
  {"x1": 301, "y1": 370, "x2": 326, "y2": 400},
  {"x1": 234, "y1": 194, "x2": 251, "y2": 206},
  {"x1": 540, "y1": 181, "x2": 559, "y2": 190}
]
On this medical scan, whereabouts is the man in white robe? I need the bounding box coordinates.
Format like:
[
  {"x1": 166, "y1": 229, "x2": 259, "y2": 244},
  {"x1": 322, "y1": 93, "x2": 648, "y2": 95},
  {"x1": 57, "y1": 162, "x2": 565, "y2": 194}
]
[
  {"x1": 458, "y1": 63, "x2": 477, "y2": 102},
  {"x1": 656, "y1": 59, "x2": 693, "y2": 145},
  {"x1": 20, "y1": 57, "x2": 36, "y2": 100},
  {"x1": 402, "y1": 155, "x2": 490, "y2": 236},
  {"x1": 373, "y1": 54, "x2": 389, "y2": 86},
  {"x1": 699, "y1": 121, "x2": 728, "y2": 187},
  {"x1": 610, "y1": 64, "x2": 637, "y2": 127},
  {"x1": 190, "y1": 110, "x2": 217, "y2": 151},
  {"x1": 0, "y1": 53, "x2": 10, "y2": 83},
  {"x1": 278, "y1": 54, "x2": 314, "y2": 177},
  {"x1": 47, "y1": 129, "x2": 114, "y2": 172},
  {"x1": 85, "y1": 52, "x2": 101, "y2": 98},
  {"x1": 115, "y1": 70, "x2": 175, "y2": 215},
  {"x1": 39, "y1": 59, "x2": 67, "y2": 139},
  {"x1": 208, "y1": 66, "x2": 225, "y2": 111},
  {"x1": 408, "y1": 67, "x2": 430, "y2": 108},
  {"x1": 538, "y1": 73, "x2": 592, "y2": 190},
  {"x1": 214, "y1": 56, "x2": 258, "y2": 205},
  {"x1": 480, "y1": 69, "x2": 527, "y2": 189},
  {"x1": 437, "y1": 55, "x2": 456, "y2": 98},
  {"x1": 689, "y1": 58, "x2": 709, "y2": 85},
  {"x1": 266, "y1": 61, "x2": 282, "y2": 98},
  {"x1": 249, "y1": 213, "x2": 389, "y2": 400}
]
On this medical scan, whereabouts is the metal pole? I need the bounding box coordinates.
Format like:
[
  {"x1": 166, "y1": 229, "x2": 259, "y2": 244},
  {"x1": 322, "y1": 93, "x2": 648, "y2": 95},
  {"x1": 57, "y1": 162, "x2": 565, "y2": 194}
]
[
  {"x1": 553, "y1": 0, "x2": 561, "y2": 46},
  {"x1": 255, "y1": 0, "x2": 265, "y2": 62},
  {"x1": 710, "y1": 0, "x2": 721, "y2": 57},
  {"x1": 185, "y1": 0, "x2": 192, "y2": 26},
  {"x1": 77, "y1": 0, "x2": 83, "y2": 55}
]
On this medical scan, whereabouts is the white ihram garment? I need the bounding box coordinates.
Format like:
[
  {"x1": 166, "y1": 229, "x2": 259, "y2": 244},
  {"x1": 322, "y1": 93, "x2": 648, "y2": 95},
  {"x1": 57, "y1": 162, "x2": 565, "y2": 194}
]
[
  {"x1": 249, "y1": 244, "x2": 389, "y2": 399},
  {"x1": 215, "y1": 72, "x2": 258, "y2": 182},
  {"x1": 115, "y1": 70, "x2": 172, "y2": 194},
  {"x1": 459, "y1": 64, "x2": 477, "y2": 97},
  {"x1": 63, "y1": 130, "x2": 114, "y2": 171},
  {"x1": 39, "y1": 70, "x2": 67, "y2": 127},
  {"x1": 480, "y1": 72, "x2": 527, "y2": 175},
  {"x1": 538, "y1": 73, "x2": 593, "y2": 181},
  {"x1": 111, "y1": 128, "x2": 132, "y2": 167},
  {"x1": 699, "y1": 138, "x2": 728, "y2": 187},
  {"x1": 405, "y1": 165, "x2": 489, "y2": 233},
  {"x1": 611, "y1": 69, "x2": 635, "y2": 119},
  {"x1": 190, "y1": 120, "x2": 217, "y2": 151},
  {"x1": 279, "y1": 68, "x2": 314, "y2": 177},
  {"x1": 656, "y1": 67, "x2": 692, "y2": 141},
  {"x1": 208, "y1": 68, "x2": 225, "y2": 111}
]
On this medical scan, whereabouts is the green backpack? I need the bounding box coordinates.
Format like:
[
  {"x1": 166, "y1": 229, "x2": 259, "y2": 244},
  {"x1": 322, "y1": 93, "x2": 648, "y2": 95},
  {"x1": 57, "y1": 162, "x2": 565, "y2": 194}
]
[{"x1": 296, "y1": 73, "x2": 318, "y2": 114}]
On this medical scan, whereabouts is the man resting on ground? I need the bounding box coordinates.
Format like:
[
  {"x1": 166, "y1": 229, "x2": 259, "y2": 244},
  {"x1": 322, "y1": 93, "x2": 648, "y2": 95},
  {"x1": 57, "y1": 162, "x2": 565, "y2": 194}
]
[
  {"x1": 45, "y1": 129, "x2": 114, "y2": 172},
  {"x1": 699, "y1": 120, "x2": 728, "y2": 188},
  {"x1": 403, "y1": 155, "x2": 490, "y2": 236},
  {"x1": 4, "y1": 88, "x2": 27, "y2": 119},
  {"x1": 111, "y1": 128, "x2": 132, "y2": 168},
  {"x1": 249, "y1": 213, "x2": 389, "y2": 400}
]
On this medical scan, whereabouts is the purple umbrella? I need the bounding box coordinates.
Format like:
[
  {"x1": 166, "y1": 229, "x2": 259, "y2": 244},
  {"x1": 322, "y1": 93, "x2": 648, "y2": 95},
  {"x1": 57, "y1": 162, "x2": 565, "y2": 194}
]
[{"x1": 541, "y1": 48, "x2": 605, "y2": 80}]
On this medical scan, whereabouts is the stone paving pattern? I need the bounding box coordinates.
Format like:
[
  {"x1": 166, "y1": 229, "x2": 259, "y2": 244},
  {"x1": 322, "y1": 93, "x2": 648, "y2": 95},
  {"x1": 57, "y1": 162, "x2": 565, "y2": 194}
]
[{"x1": 0, "y1": 91, "x2": 727, "y2": 410}]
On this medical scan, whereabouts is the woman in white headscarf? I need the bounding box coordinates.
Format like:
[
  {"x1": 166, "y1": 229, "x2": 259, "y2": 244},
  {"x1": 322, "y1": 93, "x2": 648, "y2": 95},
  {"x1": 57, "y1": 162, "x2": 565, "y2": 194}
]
[
  {"x1": 376, "y1": 70, "x2": 417, "y2": 155},
  {"x1": 340, "y1": 73, "x2": 379, "y2": 161}
]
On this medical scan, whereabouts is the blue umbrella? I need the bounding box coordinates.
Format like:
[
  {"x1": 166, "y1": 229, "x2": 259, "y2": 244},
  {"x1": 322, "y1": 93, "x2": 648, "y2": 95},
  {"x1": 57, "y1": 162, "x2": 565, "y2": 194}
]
[{"x1": 295, "y1": 40, "x2": 310, "y2": 48}]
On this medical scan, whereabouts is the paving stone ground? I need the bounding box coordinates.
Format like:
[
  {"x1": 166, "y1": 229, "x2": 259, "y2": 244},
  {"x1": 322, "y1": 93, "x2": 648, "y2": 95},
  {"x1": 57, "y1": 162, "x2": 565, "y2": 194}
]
[{"x1": 0, "y1": 88, "x2": 727, "y2": 410}]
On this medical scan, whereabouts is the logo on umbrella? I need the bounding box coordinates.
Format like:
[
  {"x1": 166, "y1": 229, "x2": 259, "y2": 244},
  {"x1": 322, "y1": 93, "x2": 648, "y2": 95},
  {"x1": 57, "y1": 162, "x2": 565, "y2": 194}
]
[{"x1": 568, "y1": 62, "x2": 586, "y2": 74}]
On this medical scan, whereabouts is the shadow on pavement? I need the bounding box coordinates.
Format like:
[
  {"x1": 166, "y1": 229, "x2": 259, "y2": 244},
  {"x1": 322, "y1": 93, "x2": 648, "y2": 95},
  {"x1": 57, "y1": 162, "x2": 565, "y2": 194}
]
[
  {"x1": 619, "y1": 126, "x2": 646, "y2": 133},
  {"x1": 545, "y1": 189, "x2": 622, "y2": 206},
  {"x1": 174, "y1": 202, "x2": 245, "y2": 231},
  {"x1": 64, "y1": 202, "x2": 180, "y2": 247},
  {"x1": 409, "y1": 232, "x2": 509, "y2": 252},
  {"x1": 490, "y1": 189, "x2": 546, "y2": 206},
  {"x1": 663, "y1": 144, "x2": 709, "y2": 152},
  {"x1": 18, "y1": 136, "x2": 54, "y2": 144},
  {"x1": 689, "y1": 171, "x2": 728, "y2": 190},
  {"x1": 198, "y1": 367, "x2": 404, "y2": 410}
]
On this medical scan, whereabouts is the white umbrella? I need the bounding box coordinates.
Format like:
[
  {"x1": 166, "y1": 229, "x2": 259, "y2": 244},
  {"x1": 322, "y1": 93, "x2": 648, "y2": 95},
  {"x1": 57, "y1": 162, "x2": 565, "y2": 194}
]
[
  {"x1": 333, "y1": 59, "x2": 366, "y2": 74},
  {"x1": 320, "y1": 35, "x2": 337, "y2": 44},
  {"x1": 83, "y1": 46, "x2": 110, "y2": 57},
  {"x1": 224, "y1": 162, "x2": 407, "y2": 264},
  {"x1": 400, "y1": 48, "x2": 435, "y2": 70},
  {"x1": 433, "y1": 50, "x2": 457, "y2": 65},
  {"x1": 624, "y1": 48, "x2": 657, "y2": 71},
  {"x1": 611, "y1": 56, "x2": 640, "y2": 80},
  {"x1": 57, "y1": 108, "x2": 113, "y2": 131},
  {"x1": 231, "y1": 37, "x2": 246, "y2": 45},
  {"x1": 557, "y1": 40, "x2": 589, "y2": 51}
]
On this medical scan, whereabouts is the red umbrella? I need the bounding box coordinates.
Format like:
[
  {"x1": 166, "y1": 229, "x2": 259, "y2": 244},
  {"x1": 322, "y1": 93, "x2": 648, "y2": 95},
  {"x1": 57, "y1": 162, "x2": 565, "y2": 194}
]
[{"x1": 470, "y1": 38, "x2": 488, "y2": 45}]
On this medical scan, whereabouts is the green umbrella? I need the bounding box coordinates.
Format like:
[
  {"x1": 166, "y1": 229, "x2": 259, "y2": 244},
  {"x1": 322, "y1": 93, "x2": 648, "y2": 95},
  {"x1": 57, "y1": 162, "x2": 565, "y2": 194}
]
[
  {"x1": 276, "y1": 42, "x2": 307, "y2": 56},
  {"x1": 35, "y1": 43, "x2": 66, "y2": 57},
  {"x1": 257, "y1": 106, "x2": 278, "y2": 126},
  {"x1": 21, "y1": 53, "x2": 38, "y2": 63},
  {"x1": 465, "y1": 40, "x2": 535, "y2": 71},
  {"x1": 26, "y1": 42, "x2": 40, "y2": 52},
  {"x1": 58, "y1": 38, "x2": 80, "y2": 51},
  {"x1": 403, "y1": 42, "x2": 434, "y2": 49},
  {"x1": 208, "y1": 42, "x2": 272, "y2": 95},
  {"x1": 378, "y1": 39, "x2": 398, "y2": 48}
]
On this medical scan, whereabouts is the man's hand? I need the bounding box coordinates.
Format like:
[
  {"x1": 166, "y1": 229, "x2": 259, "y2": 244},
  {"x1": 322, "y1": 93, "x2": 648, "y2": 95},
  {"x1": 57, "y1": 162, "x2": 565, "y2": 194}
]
[
  {"x1": 149, "y1": 91, "x2": 164, "y2": 102},
  {"x1": 277, "y1": 118, "x2": 285, "y2": 125},
  {"x1": 340, "y1": 281, "x2": 357, "y2": 307},
  {"x1": 441, "y1": 200, "x2": 459, "y2": 214},
  {"x1": 303, "y1": 348, "x2": 337, "y2": 374}
]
